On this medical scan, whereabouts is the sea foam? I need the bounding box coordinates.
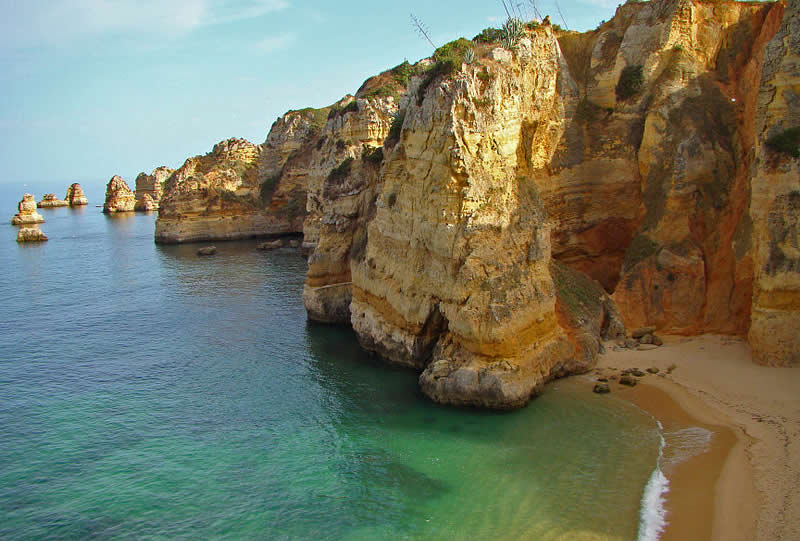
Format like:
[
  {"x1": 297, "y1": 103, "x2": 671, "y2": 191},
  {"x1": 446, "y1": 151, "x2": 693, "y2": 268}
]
[{"x1": 637, "y1": 421, "x2": 669, "y2": 541}]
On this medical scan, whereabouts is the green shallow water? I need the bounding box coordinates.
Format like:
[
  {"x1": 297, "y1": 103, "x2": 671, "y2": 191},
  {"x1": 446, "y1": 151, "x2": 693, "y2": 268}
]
[{"x1": 0, "y1": 195, "x2": 661, "y2": 540}]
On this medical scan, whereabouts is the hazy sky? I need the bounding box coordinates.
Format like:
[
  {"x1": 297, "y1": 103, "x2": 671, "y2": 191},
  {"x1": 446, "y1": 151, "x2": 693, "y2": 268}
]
[{"x1": 0, "y1": 0, "x2": 618, "y2": 189}]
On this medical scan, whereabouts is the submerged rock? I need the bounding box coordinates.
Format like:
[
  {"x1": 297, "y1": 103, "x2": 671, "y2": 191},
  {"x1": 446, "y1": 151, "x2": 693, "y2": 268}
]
[
  {"x1": 258, "y1": 240, "x2": 283, "y2": 250},
  {"x1": 11, "y1": 194, "x2": 45, "y2": 225},
  {"x1": 197, "y1": 246, "x2": 217, "y2": 256}
]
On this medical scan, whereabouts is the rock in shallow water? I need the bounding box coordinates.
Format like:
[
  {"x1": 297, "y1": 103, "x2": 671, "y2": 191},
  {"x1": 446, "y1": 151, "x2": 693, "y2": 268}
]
[
  {"x1": 593, "y1": 383, "x2": 611, "y2": 394},
  {"x1": 197, "y1": 246, "x2": 217, "y2": 256},
  {"x1": 16, "y1": 227, "x2": 48, "y2": 242}
]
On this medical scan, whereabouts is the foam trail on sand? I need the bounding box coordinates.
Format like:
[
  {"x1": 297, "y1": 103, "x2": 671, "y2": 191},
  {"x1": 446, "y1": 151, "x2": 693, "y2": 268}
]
[{"x1": 638, "y1": 421, "x2": 669, "y2": 541}]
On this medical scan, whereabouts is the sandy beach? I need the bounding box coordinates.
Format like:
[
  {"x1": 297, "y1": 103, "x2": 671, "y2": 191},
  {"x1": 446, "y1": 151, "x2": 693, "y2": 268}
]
[{"x1": 589, "y1": 335, "x2": 800, "y2": 540}]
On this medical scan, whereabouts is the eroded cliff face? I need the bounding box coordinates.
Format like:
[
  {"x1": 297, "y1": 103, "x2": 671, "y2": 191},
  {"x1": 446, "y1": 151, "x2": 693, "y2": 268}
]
[
  {"x1": 349, "y1": 33, "x2": 583, "y2": 408},
  {"x1": 303, "y1": 0, "x2": 799, "y2": 406},
  {"x1": 154, "y1": 108, "x2": 327, "y2": 243},
  {"x1": 155, "y1": 138, "x2": 267, "y2": 243},
  {"x1": 556, "y1": 0, "x2": 784, "y2": 337},
  {"x1": 749, "y1": 0, "x2": 800, "y2": 366},
  {"x1": 301, "y1": 92, "x2": 398, "y2": 323},
  {"x1": 135, "y1": 166, "x2": 173, "y2": 211}
]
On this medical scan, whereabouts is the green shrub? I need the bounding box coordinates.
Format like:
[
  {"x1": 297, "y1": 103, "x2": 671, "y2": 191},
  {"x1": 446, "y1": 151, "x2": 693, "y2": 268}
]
[
  {"x1": 616, "y1": 65, "x2": 645, "y2": 101},
  {"x1": 326, "y1": 157, "x2": 354, "y2": 185},
  {"x1": 386, "y1": 110, "x2": 406, "y2": 147},
  {"x1": 472, "y1": 97, "x2": 492, "y2": 109},
  {"x1": 260, "y1": 172, "x2": 281, "y2": 205},
  {"x1": 766, "y1": 127, "x2": 800, "y2": 158},
  {"x1": 501, "y1": 17, "x2": 524, "y2": 49},
  {"x1": 362, "y1": 146, "x2": 384, "y2": 165},
  {"x1": 473, "y1": 27, "x2": 503, "y2": 44},
  {"x1": 415, "y1": 38, "x2": 474, "y2": 105}
]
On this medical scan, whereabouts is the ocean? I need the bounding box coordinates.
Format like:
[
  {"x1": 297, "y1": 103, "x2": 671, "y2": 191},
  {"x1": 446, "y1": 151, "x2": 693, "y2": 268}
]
[{"x1": 1, "y1": 183, "x2": 665, "y2": 540}]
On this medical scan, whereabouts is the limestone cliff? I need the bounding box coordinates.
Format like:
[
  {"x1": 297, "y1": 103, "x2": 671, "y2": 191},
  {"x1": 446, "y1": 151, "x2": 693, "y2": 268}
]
[
  {"x1": 155, "y1": 138, "x2": 267, "y2": 242},
  {"x1": 749, "y1": 0, "x2": 800, "y2": 366},
  {"x1": 103, "y1": 175, "x2": 136, "y2": 213},
  {"x1": 134, "y1": 166, "x2": 173, "y2": 211},
  {"x1": 11, "y1": 194, "x2": 45, "y2": 225},
  {"x1": 301, "y1": 80, "x2": 401, "y2": 322},
  {"x1": 65, "y1": 183, "x2": 88, "y2": 206},
  {"x1": 301, "y1": 0, "x2": 799, "y2": 406}
]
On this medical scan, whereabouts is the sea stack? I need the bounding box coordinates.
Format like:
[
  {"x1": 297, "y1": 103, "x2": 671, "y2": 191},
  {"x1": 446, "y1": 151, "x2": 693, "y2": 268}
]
[
  {"x1": 16, "y1": 226, "x2": 48, "y2": 242},
  {"x1": 134, "y1": 166, "x2": 173, "y2": 211},
  {"x1": 11, "y1": 194, "x2": 45, "y2": 225},
  {"x1": 65, "y1": 183, "x2": 89, "y2": 206},
  {"x1": 103, "y1": 175, "x2": 136, "y2": 213},
  {"x1": 37, "y1": 193, "x2": 68, "y2": 208}
]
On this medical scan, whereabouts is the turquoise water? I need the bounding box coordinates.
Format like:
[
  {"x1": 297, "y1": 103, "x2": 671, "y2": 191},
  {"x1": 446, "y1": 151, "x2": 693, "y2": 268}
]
[{"x1": 1, "y1": 187, "x2": 661, "y2": 540}]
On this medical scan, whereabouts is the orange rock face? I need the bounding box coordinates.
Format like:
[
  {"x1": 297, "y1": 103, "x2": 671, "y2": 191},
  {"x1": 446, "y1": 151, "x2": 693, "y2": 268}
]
[{"x1": 65, "y1": 183, "x2": 88, "y2": 206}]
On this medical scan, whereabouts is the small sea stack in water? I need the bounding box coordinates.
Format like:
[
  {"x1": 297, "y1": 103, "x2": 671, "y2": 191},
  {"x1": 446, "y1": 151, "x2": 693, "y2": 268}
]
[
  {"x1": 11, "y1": 194, "x2": 45, "y2": 225},
  {"x1": 103, "y1": 175, "x2": 136, "y2": 213},
  {"x1": 134, "y1": 166, "x2": 173, "y2": 211},
  {"x1": 38, "y1": 193, "x2": 68, "y2": 208},
  {"x1": 65, "y1": 183, "x2": 89, "y2": 206},
  {"x1": 16, "y1": 226, "x2": 48, "y2": 242}
]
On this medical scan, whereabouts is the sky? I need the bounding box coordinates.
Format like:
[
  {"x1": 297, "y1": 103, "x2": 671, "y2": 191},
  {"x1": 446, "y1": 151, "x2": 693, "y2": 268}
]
[{"x1": 0, "y1": 0, "x2": 620, "y2": 191}]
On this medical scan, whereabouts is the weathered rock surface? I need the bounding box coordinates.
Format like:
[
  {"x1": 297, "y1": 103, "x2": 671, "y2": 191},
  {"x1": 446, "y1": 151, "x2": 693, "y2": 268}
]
[
  {"x1": 37, "y1": 194, "x2": 68, "y2": 208},
  {"x1": 134, "y1": 166, "x2": 173, "y2": 211},
  {"x1": 299, "y1": 0, "x2": 800, "y2": 407},
  {"x1": 748, "y1": 0, "x2": 800, "y2": 366},
  {"x1": 197, "y1": 246, "x2": 217, "y2": 256},
  {"x1": 302, "y1": 90, "x2": 399, "y2": 323},
  {"x1": 103, "y1": 175, "x2": 136, "y2": 213},
  {"x1": 16, "y1": 226, "x2": 48, "y2": 242},
  {"x1": 65, "y1": 183, "x2": 88, "y2": 206},
  {"x1": 11, "y1": 194, "x2": 45, "y2": 225}
]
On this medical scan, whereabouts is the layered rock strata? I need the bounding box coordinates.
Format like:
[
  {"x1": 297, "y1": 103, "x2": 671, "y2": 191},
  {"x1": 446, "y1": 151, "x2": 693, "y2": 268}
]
[
  {"x1": 134, "y1": 166, "x2": 173, "y2": 211},
  {"x1": 11, "y1": 194, "x2": 45, "y2": 225},
  {"x1": 65, "y1": 183, "x2": 88, "y2": 206},
  {"x1": 302, "y1": 92, "x2": 399, "y2": 323},
  {"x1": 103, "y1": 175, "x2": 136, "y2": 213},
  {"x1": 300, "y1": 0, "x2": 800, "y2": 407},
  {"x1": 37, "y1": 194, "x2": 68, "y2": 208},
  {"x1": 154, "y1": 118, "x2": 321, "y2": 243},
  {"x1": 748, "y1": 0, "x2": 800, "y2": 366}
]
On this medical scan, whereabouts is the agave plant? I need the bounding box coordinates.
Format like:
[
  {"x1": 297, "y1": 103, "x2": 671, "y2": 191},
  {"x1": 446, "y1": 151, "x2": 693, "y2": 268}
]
[
  {"x1": 501, "y1": 16, "x2": 524, "y2": 50},
  {"x1": 463, "y1": 48, "x2": 475, "y2": 65}
]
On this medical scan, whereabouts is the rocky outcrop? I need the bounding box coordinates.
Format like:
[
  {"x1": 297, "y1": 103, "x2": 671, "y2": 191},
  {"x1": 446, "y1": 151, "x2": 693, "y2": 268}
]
[
  {"x1": 298, "y1": 0, "x2": 800, "y2": 407},
  {"x1": 65, "y1": 183, "x2": 88, "y2": 206},
  {"x1": 17, "y1": 226, "x2": 48, "y2": 242},
  {"x1": 134, "y1": 166, "x2": 173, "y2": 211},
  {"x1": 103, "y1": 175, "x2": 136, "y2": 213},
  {"x1": 37, "y1": 194, "x2": 68, "y2": 208},
  {"x1": 748, "y1": 0, "x2": 800, "y2": 366},
  {"x1": 11, "y1": 194, "x2": 45, "y2": 225},
  {"x1": 154, "y1": 121, "x2": 318, "y2": 243},
  {"x1": 301, "y1": 88, "x2": 400, "y2": 323}
]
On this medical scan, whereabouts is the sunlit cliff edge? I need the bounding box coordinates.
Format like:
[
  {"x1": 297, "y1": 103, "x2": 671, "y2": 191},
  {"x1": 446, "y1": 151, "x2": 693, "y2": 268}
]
[{"x1": 153, "y1": 0, "x2": 799, "y2": 408}]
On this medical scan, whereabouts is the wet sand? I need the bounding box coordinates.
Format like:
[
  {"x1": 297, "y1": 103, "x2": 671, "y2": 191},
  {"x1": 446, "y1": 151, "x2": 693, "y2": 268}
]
[{"x1": 591, "y1": 334, "x2": 800, "y2": 540}]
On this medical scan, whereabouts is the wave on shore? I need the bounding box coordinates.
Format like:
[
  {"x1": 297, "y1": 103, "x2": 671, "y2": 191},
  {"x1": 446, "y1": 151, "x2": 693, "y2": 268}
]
[{"x1": 638, "y1": 422, "x2": 669, "y2": 541}]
